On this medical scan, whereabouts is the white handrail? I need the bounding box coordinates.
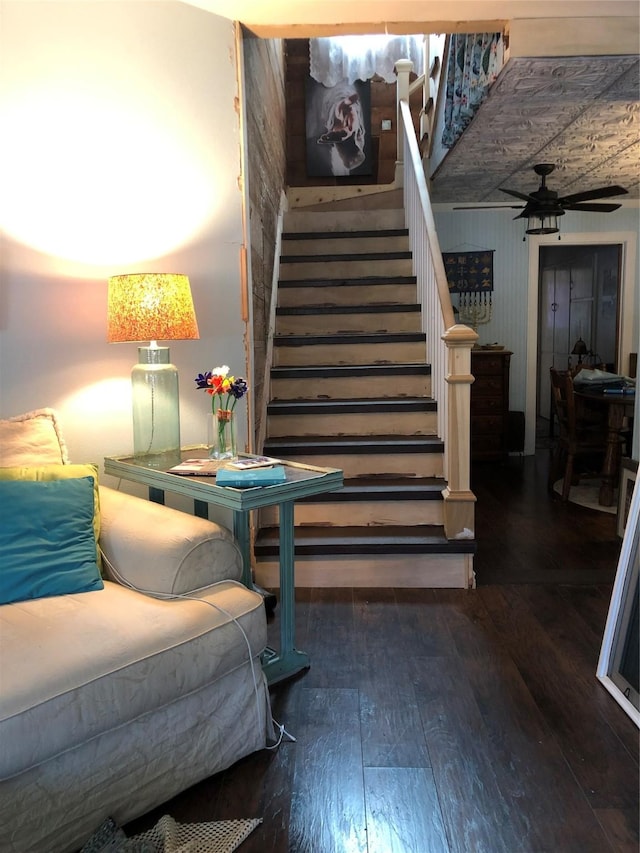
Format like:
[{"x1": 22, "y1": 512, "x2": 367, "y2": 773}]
[
  {"x1": 398, "y1": 96, "x2": 477, "y2": 543},
  {"x1": 408, "y1": 73, "x2": 425, "y2": 95}
]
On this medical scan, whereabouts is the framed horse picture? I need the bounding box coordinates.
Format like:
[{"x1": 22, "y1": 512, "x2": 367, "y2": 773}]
[{"x1": 305, "y1": 77, "x2": 372, "y2": 178}]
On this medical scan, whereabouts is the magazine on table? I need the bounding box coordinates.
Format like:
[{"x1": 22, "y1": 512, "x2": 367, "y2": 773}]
[
  {"x1": 167, "y1": 455, "x2": 281, "y2": 477},
  {"x1": 167, "y1": 459, "x2": 222, "y2": 476},
  {"x1": 227, "y1": 455, "x2": 281, "y2": 470}
]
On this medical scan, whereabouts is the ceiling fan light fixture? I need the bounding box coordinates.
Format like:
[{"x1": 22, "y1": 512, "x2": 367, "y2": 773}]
[
  {"x1": 497, "y1": 163, "x2": 628, "y2": 238},
  {"x1": 526, "y1": 212, "x2": 559, "y2": 235}
]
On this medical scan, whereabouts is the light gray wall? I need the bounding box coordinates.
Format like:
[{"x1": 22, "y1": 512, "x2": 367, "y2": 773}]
[{"x1": 0, "y1": 2, "x2": 249, "y2": 484}]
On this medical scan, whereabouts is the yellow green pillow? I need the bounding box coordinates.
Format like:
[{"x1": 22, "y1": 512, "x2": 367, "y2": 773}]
[{"x1": 0, "y1": 464, "x2": 101, "y2": 569}]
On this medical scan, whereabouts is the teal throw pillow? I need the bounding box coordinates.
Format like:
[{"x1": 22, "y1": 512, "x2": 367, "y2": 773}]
[
  {"x1": 0, "y1": 477, "x2": 104, "y2": 605},
  {"x1": 0, "y1": 464, "x2": 102, "y2": 569}
]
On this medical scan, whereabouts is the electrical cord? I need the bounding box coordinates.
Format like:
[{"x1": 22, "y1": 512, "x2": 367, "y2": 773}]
[{"x1": 99, "y1": 546, "x2": 295, "y2": 749}]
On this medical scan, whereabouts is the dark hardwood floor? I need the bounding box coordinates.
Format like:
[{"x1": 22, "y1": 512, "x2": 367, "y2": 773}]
[
  {"x1": 125, "y1": 450, "x2": 638, "y2": 852},
  {"x1": 472, "y1": 448, "x2": 622, "y2": 586}
]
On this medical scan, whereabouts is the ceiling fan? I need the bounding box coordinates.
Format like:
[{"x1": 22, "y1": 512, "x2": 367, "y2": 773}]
[{"x1": 454, "y1": 163, "x2": 629, "y2": 234}]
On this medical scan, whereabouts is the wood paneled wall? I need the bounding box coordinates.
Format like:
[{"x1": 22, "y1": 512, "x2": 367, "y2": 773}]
[
  {"x1": 285, "y1": 39, "x2": 422, "y2": 188},
  {"x1": 242, "y1": 31, "x2": 287, "y2": 446}
]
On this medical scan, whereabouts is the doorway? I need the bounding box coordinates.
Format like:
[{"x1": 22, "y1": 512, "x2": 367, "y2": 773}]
[{"x1": 536, "y1": 243, "x2": 622, "y2": 440}]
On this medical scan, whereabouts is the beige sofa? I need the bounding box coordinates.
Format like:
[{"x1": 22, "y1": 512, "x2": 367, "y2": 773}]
[{"x1": 0, "y1": 410, "x2": 274, "y2": 853}]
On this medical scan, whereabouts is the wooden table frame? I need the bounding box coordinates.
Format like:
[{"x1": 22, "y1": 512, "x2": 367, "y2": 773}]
[
  {"x1": 574, "y1": 389, "x2": 634, "y2": 506},
  {"x1": 104, "y1": 451, "x2": 343, "y2": 684}
]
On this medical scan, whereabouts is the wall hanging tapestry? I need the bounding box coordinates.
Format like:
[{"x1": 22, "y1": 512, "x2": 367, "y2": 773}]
[
  {"x1": 443, "y1": 250, "x2": 494, "y2": 294},
  {"x1": 443, "y1": 249, "x2": 494, "y2": 330}
]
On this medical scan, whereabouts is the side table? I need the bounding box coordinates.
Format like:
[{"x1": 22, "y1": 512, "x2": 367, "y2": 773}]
[{"x1": 104, "y1": 451, "x2": 343, "y2": 684}]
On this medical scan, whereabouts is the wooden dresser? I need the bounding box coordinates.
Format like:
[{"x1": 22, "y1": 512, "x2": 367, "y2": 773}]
[{"x1": 470, "y1": 349, "x2": 512, "y2": 462}]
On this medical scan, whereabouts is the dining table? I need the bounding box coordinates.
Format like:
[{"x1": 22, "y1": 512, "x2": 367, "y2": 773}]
[{"x1": 573, "y1": 386, "x2": 635, "y2": 506}]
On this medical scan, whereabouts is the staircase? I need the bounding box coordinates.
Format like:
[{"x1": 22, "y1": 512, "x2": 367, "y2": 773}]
[{"x1": 253, "y1": 197, "x2": 476, "y2": 588}]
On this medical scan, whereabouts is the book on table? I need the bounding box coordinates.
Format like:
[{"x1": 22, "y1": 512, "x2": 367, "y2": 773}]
[
  {"x1": 167, "y1": 458, "x2": 287, "y2": 486},
  {"x1": 216, "y1": 466, "x2": 287, "y2": 487}
]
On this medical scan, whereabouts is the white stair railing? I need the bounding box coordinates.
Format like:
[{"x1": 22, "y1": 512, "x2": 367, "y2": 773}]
[{"x1": 397, "y1": 82, "x2": 477, "y2": 542}]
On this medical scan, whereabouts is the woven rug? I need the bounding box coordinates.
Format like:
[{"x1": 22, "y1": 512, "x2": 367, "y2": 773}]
[
  {"x1": 81, "y1": 814, "x2": 262, "y2": 853},
  {"x1": 553, "y1": 479, "x2": 617, "y2": 515}
]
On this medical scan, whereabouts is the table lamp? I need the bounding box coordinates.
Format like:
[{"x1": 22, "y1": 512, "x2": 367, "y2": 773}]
[
  {"x1": 107, "y1": 273, "x2": 199, "y2": 467},
  {"x1": 571, "y1": 337, "x2": 589, "y2": 365}
]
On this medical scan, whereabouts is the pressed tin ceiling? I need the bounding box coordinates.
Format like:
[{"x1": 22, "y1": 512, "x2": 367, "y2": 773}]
[{"x1": 429, "y1": 54, "x2": 640, "y2": 204}]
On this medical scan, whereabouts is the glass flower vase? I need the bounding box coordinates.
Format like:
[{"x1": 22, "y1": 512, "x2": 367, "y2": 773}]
[{"x1": 208, "y1": 408, "x2": 237, "y2": 460}]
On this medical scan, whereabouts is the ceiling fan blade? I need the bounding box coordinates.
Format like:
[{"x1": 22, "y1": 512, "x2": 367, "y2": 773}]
[
  {"x1": 499, "y1": 187, "x2": 537, "y2": 203},
  {"x1": 453, "y1": 205, "x2": 524, "y2": 210},
  {"x1": 562, "y1": 202, "x2": 623, "y2": 213},
  {"x1": 558, "y1": 185, "x2": 629, "y2": 205}
]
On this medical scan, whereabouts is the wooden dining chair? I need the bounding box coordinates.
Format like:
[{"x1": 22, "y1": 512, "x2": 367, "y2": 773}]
[{"x1": 548, "y1": 368, "x2": 608, "y2": 501}]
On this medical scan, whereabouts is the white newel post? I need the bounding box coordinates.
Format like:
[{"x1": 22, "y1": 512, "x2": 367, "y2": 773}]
[
  {"x1": 394, "y1": 58, "x2": 413, "y2": 186},
  {"x1": 441, "y1": 324, "x2": 478, "y2": 543}
]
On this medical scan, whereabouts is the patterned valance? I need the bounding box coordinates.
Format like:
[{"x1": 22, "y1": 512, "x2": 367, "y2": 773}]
[{"x1": 441, "y1": 34, "x2": 504, "y2": 149}]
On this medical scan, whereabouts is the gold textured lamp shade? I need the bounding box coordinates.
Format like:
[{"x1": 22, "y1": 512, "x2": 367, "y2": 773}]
[
  {"x1": 107, "y1": 273, "x2": 199, "y2": 343},
  {"x1": 107, "y1": 273, "x2": 199, "y2": 467}
]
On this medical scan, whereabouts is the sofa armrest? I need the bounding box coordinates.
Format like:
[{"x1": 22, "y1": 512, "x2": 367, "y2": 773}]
[{"x1": 98, "y1": 486, "x2": 243, "y2": 594}]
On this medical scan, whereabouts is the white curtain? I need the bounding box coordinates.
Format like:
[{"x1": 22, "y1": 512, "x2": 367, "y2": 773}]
[{"x1": 310, "y1": 35, "x2": 425, "y2": 87}]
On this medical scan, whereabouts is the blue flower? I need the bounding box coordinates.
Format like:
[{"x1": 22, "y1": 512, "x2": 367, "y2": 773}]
[
  {"x1": 194, "y1": 371, "x2": 213, "y2": 389},
  {"x1": 229, "y1": 378, "x2": 248, "y2": 399}
]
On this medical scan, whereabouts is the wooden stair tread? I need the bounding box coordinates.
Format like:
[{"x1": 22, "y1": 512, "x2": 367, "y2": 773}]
[
  {"x1": 267, "y1": 398, "x2": 436, "y2": 414},
  {"x1": 276, "y1": 304, "x2": 420, "y2": 316},
  {"x1": 282, "y1": 229, "x2": 409, "y2": 240},
  {"x1": 264, "y1": 435, "x2": 444, "y2": 453},
  {"x1": 278, "y1": 276, "x2": 416, "y2": 287},
  {"x1": 274, "y1": 332, "x2": 426, "y2": 346},
  {"x1": 302, "y1": 477, "x2": 445, "y2": 501},
  {"x1": 254, "y1": 525, "x2": 476, "y2": 554},
  {"x1": 281, "y1": 251, "x2": 411, "y2": 263},
  {"x1": 271, "y1": 364, "x2": 431, "y2": 378}
]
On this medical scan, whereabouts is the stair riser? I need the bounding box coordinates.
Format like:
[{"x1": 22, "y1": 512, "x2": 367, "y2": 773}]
[
  {"x1": 267, "y1": 411, "x2": 437, "y2": 437},
  {"x1": 280, "y1": 258, "x2": 413, "y2": 280},
  {"x1": 271, "y1": 374, "x2": 431, "y2": 400},
  {"x1": 284, "y1": 209, "x2": 405, "y2": 233},
  {"x1": 259, "y1": 500, "x2": 443, "y2": 527},
  {"x1": 255, "y1": 552, "x2": 474, "y2": 589},
  {"x1": 275, "y1": 312, "x2": 421, "y2": 336},
  {"x1": 267, "y1": 453, "x2": 444, "y2": 478},
  {"x1": 273, "y1": 341, "x2": 426, "y2": 366},
  {"x1": 282, "y1": 235, "x2": 409, "y2": 256},
  {"x1": 278, "y1": 283, "x2": 418, "y2": 308}
]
